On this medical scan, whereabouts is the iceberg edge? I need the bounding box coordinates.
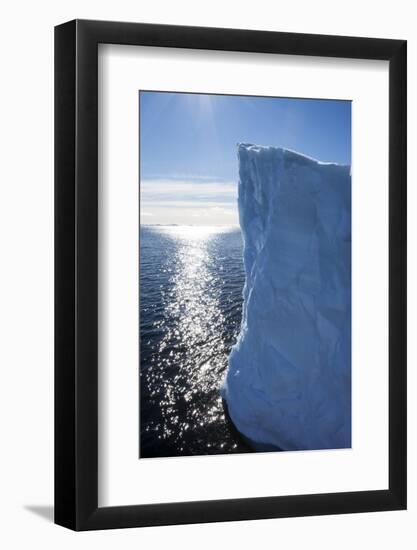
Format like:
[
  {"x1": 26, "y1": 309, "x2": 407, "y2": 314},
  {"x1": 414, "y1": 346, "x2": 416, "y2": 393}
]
[{"x1": 221, "y1": 143, "x2": 352, "y2": 452}]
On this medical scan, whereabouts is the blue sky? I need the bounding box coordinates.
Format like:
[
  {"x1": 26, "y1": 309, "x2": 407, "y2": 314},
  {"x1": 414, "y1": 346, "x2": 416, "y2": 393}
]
[{"x1": 140, "y1": 91, "x2": 351, "y2": 225}]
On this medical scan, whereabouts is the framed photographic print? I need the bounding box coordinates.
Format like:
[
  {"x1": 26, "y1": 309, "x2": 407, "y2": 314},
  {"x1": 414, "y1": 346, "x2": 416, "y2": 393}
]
[{"x1": 55, "y1": 19, "x2": 407, "y2": 530}]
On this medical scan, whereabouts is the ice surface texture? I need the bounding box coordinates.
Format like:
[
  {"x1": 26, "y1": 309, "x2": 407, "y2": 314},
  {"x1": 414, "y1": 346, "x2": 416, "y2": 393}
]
[{"x1": 222, "y1": 144, "x2": 351, "y2": 451}]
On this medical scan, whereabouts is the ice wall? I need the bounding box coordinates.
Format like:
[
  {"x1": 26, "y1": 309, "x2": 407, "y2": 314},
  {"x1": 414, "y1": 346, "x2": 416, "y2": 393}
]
[{"x1": 222, "y1": 144, "x2": 351, "y2": 451}]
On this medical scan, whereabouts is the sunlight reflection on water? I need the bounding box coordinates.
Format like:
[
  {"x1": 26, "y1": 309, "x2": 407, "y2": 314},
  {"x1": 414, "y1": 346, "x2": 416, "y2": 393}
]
[{"x1": 140, "y1": 225, "x2": 248, "y2": 457}]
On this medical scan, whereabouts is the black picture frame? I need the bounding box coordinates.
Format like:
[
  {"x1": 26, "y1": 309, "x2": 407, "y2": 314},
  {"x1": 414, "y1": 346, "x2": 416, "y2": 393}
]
[{"x1": 55, "y1": 19, "x2": 407, "y2": 531}]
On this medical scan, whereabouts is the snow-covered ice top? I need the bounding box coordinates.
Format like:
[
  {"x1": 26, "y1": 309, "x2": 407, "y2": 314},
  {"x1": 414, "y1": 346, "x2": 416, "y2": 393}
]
[{"x1": 222, "y1": 144, "x2": 351, "y2": 451}]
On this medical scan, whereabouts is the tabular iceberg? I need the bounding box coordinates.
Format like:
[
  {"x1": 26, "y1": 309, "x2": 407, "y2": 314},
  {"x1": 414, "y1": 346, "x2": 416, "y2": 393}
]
[{"x1": 222, "y1": 144, "x2": 351, "y2": 451}]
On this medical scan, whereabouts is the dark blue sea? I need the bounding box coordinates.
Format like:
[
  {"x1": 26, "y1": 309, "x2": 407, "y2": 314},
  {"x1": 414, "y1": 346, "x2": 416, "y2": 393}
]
[{"x1": 139, "y1": 225, "x2": 250, "y2": 458}]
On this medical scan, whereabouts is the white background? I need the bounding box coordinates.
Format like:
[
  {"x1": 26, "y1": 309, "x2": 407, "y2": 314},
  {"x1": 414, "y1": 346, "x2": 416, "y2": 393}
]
[
  {"x1": 99, "y1": 45, "x2": 389, "y2": 506},
  {"x1": 0, "y1": 0, "x2": 415, "y2": 548}
]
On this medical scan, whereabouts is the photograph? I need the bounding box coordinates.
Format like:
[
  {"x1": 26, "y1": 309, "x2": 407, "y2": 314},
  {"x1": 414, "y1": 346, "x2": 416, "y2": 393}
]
[
  {"x1": 139, "y1": 91, "x2": 352, "y2": 459},
  {"x1": 0, "y1": 1, "x2": 409, "y2": 541}
]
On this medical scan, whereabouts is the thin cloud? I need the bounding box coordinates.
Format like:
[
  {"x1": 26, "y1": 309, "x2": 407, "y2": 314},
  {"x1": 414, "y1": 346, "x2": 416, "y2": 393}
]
[
  {"x1": 139, "y1": 177, "x2": 239, "y2": 226},
  {"x1": 140, "y1": 178, "x2": 237, "y2": 204}
]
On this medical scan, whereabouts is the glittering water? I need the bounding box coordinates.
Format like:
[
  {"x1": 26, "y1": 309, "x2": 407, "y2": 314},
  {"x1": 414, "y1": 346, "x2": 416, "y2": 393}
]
[{"x1": 140, "y1": 225, "x2": 249, "y2": 458}]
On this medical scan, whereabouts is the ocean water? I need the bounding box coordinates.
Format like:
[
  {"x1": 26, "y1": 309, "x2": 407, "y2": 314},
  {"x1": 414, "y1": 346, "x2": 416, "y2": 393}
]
[{"x1": 140, "y1": 225, "x2": 249, "y2": 458}]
